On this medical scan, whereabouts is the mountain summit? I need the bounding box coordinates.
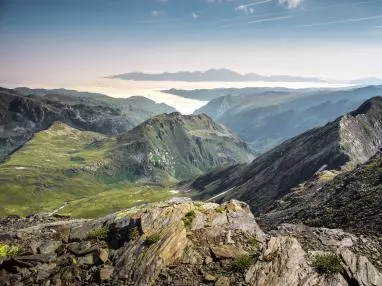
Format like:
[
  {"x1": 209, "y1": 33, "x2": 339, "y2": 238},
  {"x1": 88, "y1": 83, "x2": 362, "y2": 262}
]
[{"x1": 107, "y1": 112, "x2": 255, "y2": 183}]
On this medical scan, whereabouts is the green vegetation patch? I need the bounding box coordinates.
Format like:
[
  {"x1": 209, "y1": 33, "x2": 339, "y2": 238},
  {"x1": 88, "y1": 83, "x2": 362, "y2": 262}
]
[
  {"x1": 247, "y1": 236, "x2": 260, "y2": 253},
  {"x1": 87, "y1": 226, "x2": 110, "y2": 240},
  {"x1": 146, "y1": 233, "x2": 161, "y2": 246},
  {"x1": 0, "y1": 123, "x2": 178, "y2": 217},
  {"x1": 182, "y1": 210, "x2": 196, "y2": 229},
  {"x1": 312, "y1": 253, "x2": 343, "y2": 275},
  {"x1": 0, "y1": 243, "x2": 20, "y2": 257},
  {"x1": 128, "y1": 226, "x2": 140, "y2": 241},
  {"x1": 60, "y1": 185, "x2": 174, "y2": 218},
  {"x1": 232, "y1": 254, "x2": 253, "y2": 272}
]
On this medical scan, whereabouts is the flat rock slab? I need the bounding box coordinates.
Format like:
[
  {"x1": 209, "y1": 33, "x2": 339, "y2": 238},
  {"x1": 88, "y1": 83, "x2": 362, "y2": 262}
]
[{"x1": 210, "y1": 245, "x2": 248, "y2": 259}]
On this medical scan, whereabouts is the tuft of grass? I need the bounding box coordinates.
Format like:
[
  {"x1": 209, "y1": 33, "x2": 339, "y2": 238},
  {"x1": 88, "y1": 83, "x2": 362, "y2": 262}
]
[
  {"x1": 312, "y1": 253, "x2": 343, "y2": 275},
  {"x1": 128, "y1": 226, "x2": 140, "y2": 241},
  {"x1": 146, "y1": 233, "x2": 161, "y2": 246},
  {"x1": 232, "y1": 254, "x2": 253, "y2": 272},
  {"x1": 0, "y1": 243, "x2": 20, "y2": 257},
  {"x1": 247, "y1": 236, "x2": 260, "y2": 252},
  {"x1": 194, "y1": 202, "x2": 205, "y2": 212},
  {"x1": 87, "y1": 226, "x2": 110, "y2": 240},
  {"x1": 215, "y1": 206, "x2": 225, "y2": 213},
  {"x1": 182, "y1": 210, "x2": 196, "y2": 229}
]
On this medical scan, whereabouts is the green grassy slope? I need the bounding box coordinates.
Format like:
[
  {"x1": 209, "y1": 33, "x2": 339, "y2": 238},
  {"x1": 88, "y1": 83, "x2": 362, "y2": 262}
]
[
  {"x1": 0, "y1": 122, "x2": 173, "y2": 217},
  {"x1": 109, "y1": 113, "x2": 255, "y2": 183}
]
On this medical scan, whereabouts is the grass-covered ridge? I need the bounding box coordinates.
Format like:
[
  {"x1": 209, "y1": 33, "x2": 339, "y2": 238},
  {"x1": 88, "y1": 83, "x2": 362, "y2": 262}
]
[
  {"x1": 0, "y1": 122, "x2": 174, "y2": 217},
  {"x1": 111, "y1": 113, "x2": 255, "y2": 182}
]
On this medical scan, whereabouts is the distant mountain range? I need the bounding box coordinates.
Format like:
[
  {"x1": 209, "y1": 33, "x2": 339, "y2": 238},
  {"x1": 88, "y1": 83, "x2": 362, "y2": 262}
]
[
  {"x1": 193, "y1": 85, "x2": 382, "y2": 152},
  {"x1": 108, "y1": 68, "x2": 327, "y2": 83},
  {"x1": 109, "y1": 69, "x2": 382, "y2": 86}
]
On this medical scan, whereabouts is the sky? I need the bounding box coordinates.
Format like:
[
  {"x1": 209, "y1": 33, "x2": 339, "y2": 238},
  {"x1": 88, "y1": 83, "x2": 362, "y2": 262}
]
[{"x1": 1, "y1": 0, "x2": 382, "y2": 86}]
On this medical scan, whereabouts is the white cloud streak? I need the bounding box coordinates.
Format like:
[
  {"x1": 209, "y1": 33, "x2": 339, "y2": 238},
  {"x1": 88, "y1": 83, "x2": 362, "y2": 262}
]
[
  {"x1": 235, "y1": 0, "x2": 272, "y2": 15},
  {"x1": 298, "y1": 14, "x2": 382, "y2": 28},
  {"x1": 278, "y1": 0, "x2": 304, "y2": 9},
  {"x1": 221, "y1": 15, "x2": 292, "y2": 28}
]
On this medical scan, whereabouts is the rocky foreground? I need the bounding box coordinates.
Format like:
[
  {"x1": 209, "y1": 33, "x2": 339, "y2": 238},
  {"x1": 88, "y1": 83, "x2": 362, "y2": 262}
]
[{"x1": 0, "y1": 199, "x2": 381, "y2": 286}]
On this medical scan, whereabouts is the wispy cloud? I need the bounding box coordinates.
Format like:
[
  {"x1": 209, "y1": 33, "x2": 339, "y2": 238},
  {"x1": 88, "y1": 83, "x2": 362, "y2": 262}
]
[
  {"x1": 278, "y1": 0, "x2": 304, "y2": 8},
  {"x1": 298, "y1": 14, "x2": 382, "y2": 28},
  {"x1": 235, "y1": 0, "x2": 272, "y2": 15},
  {"x1": 151, "y1": 10, "x2": 164, "y2": 17},
  {"x1": 221, "y1": 15, "x2": 292, "y2": 28},
  {"x1": 192, "y1": 12, "x2": 200, "y2": 19}
]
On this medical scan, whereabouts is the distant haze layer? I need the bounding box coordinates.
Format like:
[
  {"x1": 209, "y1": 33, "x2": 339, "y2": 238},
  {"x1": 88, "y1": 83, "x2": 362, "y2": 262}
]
[{"x1": 0, "y1": 78, "x2": 351, "y2": 114}]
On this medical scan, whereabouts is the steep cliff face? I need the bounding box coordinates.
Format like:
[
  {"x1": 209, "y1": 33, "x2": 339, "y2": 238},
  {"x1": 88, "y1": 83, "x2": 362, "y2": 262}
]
[
  {"x1": 0, "y1": 89, "x2": 58, "y2": 162},
  {"x1": 188, "y1": 97, "x2": 382, "y2": 213},
  {"x1": 0, "y1": 199, "x2": 380, "y2": 286},
  {"x1": 339, "y1": 97, "x2": 382, "y2": 165},
  {"x1": 107, "y1": 113, "x2": 255, "y2": 182}
]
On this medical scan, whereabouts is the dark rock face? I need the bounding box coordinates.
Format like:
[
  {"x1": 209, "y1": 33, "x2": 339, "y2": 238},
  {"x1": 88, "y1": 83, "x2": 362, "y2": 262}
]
[
  {"x1": 0, "y1": 200, "x2": 381, "y2": 286},
  {"x1": 260, "y1": 151, "x2": 382, "y2": 236},
  {"x1": 0, "y1": 87, "x2": 176, "y2": 161},
  {"x1": 189, "y1": 97, "x2": 382, "y2": 213},
  {"x1": 0, "y1": 88, "x2": 58, "y2": 162}
]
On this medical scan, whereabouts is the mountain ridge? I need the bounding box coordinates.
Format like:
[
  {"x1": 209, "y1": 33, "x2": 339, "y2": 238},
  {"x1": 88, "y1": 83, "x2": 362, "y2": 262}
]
[
  {"x1": 194, "y1": 85, "x2": 382, "y2": 152},
  {"x1": 187, "y1": 96, "x2": 382, "y2": 213},
  {"x1": 0, "y1": 87, "x2": 176, "y2": 161}
]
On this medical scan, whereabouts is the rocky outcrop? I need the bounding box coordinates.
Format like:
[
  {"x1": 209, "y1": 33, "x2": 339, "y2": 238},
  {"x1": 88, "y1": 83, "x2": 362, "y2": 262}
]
[
  {"x1": 189, "y1": 97, "x2": 382, "y2": 213},
  {"x1": 259, "y1": 150, "x2": 382, "y2": 236},
  {"x1": 0, "y1": 199, "x2": 381, "y2": 285}
]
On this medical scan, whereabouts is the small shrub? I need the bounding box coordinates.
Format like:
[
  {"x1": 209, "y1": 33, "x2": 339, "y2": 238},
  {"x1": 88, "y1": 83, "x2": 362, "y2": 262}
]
[
  {"x1": 146, "y1": 233, "x2": 161, "y2": 246},
  {"x1": 194, "y1": 202, "x2": 205, "y2": 212},
  {"x1": 0, "y1": 243, "x2": 20, "y2": 257},
  {"x1": 182, "y1": 210, "x2": 196, "y2": 229},
  {"x1": 248, "y1": 236, "x2": 260, "y2": 252},
  {"x1": 215, "y1": 206, "x2": 225, "y2": 213},
  {"x1": 128, "y1": 226, "x2": 140, "y2": 241},
  {"x1": 70, "y1": 156, "x2": 85, "y2": 163},
  {"x1": 232, "y1": 254, "x2": 253, "y2": 272},
  {"x1": 312, "y1": 253, "x2": 343, "y2": 274},
  {"x1": 87, "y1": 227, "x2": 110, "y2": 240}
]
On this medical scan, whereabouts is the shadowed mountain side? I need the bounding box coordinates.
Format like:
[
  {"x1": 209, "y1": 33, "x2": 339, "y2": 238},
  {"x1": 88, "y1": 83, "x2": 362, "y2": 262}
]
[
  {"x1": 259, "y1": 151, "x2": 382, "y2": 235},
  {"x1": 187, "y1": 97, "x2": 382, "y2": 213}
]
